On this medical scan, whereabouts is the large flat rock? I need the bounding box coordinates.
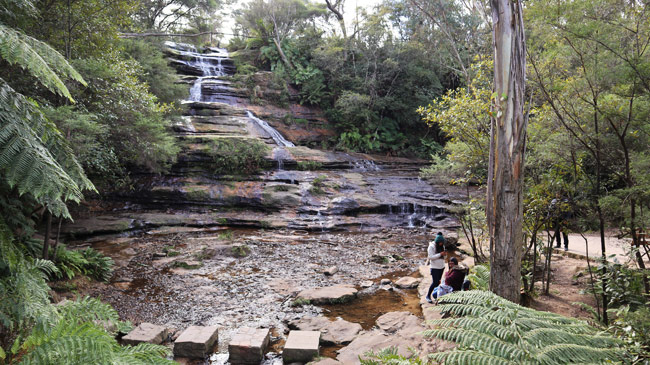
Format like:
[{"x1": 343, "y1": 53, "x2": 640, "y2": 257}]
[
  {"x1": 173, "y1": 325, "x2": 219, "y2": 359},
  {"x1": 122, "y1": 323, "x2": 168, "y2": 345},
  {"x1": 283, "y1": 330, "x2": 320, "y2": 364},
  {"x1": 335, "y1": 312, "x2": 454, "y2": 364},
  {"x1": 228, "y1": 327, "x2": 270, "y2": 364},
  {"x1": 289, "y1": 316, "x2": 362, "y2": 345},
  {"x1": 296, "y1": 284, "x2": 357, "y2": 304}
]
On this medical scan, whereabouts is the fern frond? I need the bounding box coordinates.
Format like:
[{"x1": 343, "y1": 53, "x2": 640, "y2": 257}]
[
  {"x1": 426, "y1": 317, "x2": 518, "y2": 342},
  {"x1": 0, "y1": 81, "x2": 95, "y2": 218},
  {"x1": 56, "y1": 297, "x2": 119, "y2": 325},
  {"x1": 514, "y1": 317, "x2": 596, "y2": 334},
  {"x1": 434, "y1": 303, "x2": 495, "y2": 318},
  {"x1": 429, "y1": 349, "x2": 520, "y2": 365},
  {"x1": 19, "y1": 321, "x2": 114, "y2": 364},
  {"x1": 534, "y1": 344, "x2": 625, "y2": 365},
  {"x1": 0, "y1": 23, "x2": 85, "y2": 101},
  {"x1": 424, "y1": 328, "x2": 529, "y2": 361},
  {"x1": 524, "y1": 328, "x2": 622, "y2": 348},
  {"x1": 467, "y1": 264, "x2": 490, "y2": 290},
  {"x1": 115, "y1": 342, "x2": 175, "y2": 364}
]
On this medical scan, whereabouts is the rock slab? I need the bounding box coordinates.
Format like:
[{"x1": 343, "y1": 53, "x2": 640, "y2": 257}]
[
  {"x1": 394, "y1": 276, "x2": 421, "y2": 289},
  {"x1": 297, "y1": 284, "x2": 357, "y2": 304},
  {"x1": 283, "y1": 330, "x2": 320, "y2": 364},
  {"x1": 289, "y1": 316, "x2": 362, "y2": 345},
  {"x1": 122, "y1": 323, "x2": 168, "y2": 345},
  {"x1": 228, "y1": 327, "x2": 270, "y2": 364},
  {"x1": 173, "y1": 325, "x2": 219, "y2": 358}
]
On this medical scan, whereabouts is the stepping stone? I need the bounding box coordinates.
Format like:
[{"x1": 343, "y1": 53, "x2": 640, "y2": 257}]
[
  {"x1": 228, "y1": 327, "x2": 270, "y2": 364},
  {"x1": 173, "y1": 325, "x2": 219, "y2": 359},
  {"x1": 122, "y1": 323, "x2": 168, "y2": 345},
  {"x1": 283, "y1": 330, "x2": 320, "y2": 364}
]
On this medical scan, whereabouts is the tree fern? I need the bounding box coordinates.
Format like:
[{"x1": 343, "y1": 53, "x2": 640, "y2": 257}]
[
  {"x1": 424, "y1": 291, "x2": 624, "y2": 364},
  {"x1": 0, "y1": 22, "x2": 85, "y2": 101},
  {"x1": 0, "y1": 81, "x2": 95, "y2": 218}
]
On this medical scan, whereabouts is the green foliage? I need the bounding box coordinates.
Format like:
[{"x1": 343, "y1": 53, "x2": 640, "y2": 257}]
[
  {"x1": 0, "y1": 23, "x2": 85, "y2": 101},
  {"x1": 121, "y1": 39, "x2": 186, "y2": 105},
  {"x1": 290, "y1": 297, "x2": 311, "y2": 307},
  {"x1": 0, "y1": 14, "x2": 94, "y2": 219},
  {"x1": 424, "y1": 291, "x2": 624, "y2": 364},
  {"x1": 417, "y1": 60, "x2": 492, "y2": 181},
  {"x1": 609, "y1": 306, "x2": 650, "y2": 363},
  {"x1": 467, "y1": 264, "x2": 489, "y2": 291},
  {"x1": 46, "y1": 245, "x2": 114, "y2": 282},
  {"x1": 71, "y1": 54, "x2": 179, "y2": 174},
  {"x1": 230, "y1": 245, "x2": 250, "y2": 257},
  {"x1": 360, "y1": 346, "x2": 423, "y2": 364},
  {"x1": 309, "y1": 174, "x2": 327, "y2": 194},
  {"x1": 296, "y1": 161, "x2": 322, "y2": 171},
  {"x1": 207, "y1": 138, "x2": 270, "y2": 175}
]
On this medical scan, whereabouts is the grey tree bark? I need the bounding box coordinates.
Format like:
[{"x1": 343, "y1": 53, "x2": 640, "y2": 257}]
[{"x1": 487, "y1": 0, "x2": 527, "y2": 303}]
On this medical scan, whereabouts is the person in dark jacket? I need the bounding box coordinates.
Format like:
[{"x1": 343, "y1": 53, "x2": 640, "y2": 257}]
[{"x1": 431, "y1": 257, "x2": 466, "y2": 300}]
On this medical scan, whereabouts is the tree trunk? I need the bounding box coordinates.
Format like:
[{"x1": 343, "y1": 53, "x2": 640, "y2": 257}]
[
  {"x1": 487, "y1": 0, "x2": 527, "y2": 304},
  {"x1": 272, "y1": 37, "x2": 293, "y2": 70},
  {"x1": 42, "y1": 211, "x2": 52, "y2": 260}
]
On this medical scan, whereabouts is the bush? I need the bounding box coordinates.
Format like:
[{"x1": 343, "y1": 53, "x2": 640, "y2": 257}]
[
  {"x1": 207, "y1": 138, "x2": 270, "y2": 175},
  {"x1": 50, "y1": 245, "x2": 114, "y2": 282}
]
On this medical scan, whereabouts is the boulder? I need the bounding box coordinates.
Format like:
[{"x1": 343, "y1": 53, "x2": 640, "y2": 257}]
[
  {"x1": 283, "y1": 330, "x2": 320, "y2": 364},
  {"x1": 228, "y1": 327, "x2": 270, "y2": 364},
  {"x1": 296, "y1": 284, "x2": 357, "y2": 305},
  {"x1": 394, "y1": 277, "x2": 421, "y2": 289},
  {"x1": 323, "y1": 266, "x2": 338, "y2": 276},
  {"x1": 173, "y1": 325, "x2": 219, "y2": 359},
  {"x1": 122, "y1": 323, "x2": 168, "y2": 345}
]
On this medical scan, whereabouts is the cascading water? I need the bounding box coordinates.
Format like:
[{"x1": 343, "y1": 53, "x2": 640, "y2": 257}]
[
  {"x1": 246, "y1": 111, "x2": 295, "y2": 147},
  {"x1": 185, "y1": 47, "x2": 228, "y2": 102},
  {"x1": 177, "y1": 42, "x2": 296, "y2": 148}
]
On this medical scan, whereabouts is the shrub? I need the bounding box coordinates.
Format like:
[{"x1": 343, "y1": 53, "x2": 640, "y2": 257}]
[{"x1": 208, "y1": 138, "x2": 270, "y2": 175}]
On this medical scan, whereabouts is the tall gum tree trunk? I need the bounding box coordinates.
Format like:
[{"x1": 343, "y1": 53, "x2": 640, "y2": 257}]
[{"x1": 487, "y1": 0, "x2": 527, "y2": 304}]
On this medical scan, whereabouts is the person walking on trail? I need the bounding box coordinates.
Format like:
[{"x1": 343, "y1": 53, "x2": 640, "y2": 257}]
[
  {"x1": 550, "y1": 194, "x2": 571, "y2": 251},
  {"x1": 425, "y1": 232, "x2": 446, "y2": 303}
]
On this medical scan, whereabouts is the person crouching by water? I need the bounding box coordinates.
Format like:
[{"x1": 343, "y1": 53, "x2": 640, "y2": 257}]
[
  {"x1": 425, "y1": 232, "x2": 446, "y2": 303},
  {"x1": 431, "y1": 257, "x2": 466, "y2": 300}
]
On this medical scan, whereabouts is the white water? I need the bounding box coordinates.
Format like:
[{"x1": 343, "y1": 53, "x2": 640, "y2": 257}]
[
  {"x1": 247, "y1": 111, "x2": 295, "y2": 147},
  {"x1": 186, "y1": 47, "x2": 228, "y2": 102}
]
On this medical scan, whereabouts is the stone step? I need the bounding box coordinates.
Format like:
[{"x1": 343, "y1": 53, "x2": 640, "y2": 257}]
[
  {"x1": 173, "y1": 325, "x2": 219, "y2": 359},
  {"x1": 122, "y1": 323, "x2": 168, "y2": 345},
  {"x1": 228, "y1": 327, "x2": 271, "y2": 365},
  {"x1": 283, "y1": 330, "x2": 320, "y2": 364}
]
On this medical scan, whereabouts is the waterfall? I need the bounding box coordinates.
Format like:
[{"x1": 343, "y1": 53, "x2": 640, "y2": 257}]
[
  {"x1": 247, "y1": 111, "x2": 295, "y2": 147},
  {"x1": 185, "y1": 47, "x2": 229, "y2": 102}
]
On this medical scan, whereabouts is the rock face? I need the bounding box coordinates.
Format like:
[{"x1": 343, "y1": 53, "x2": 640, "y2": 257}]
[
  {"x1": 296, "y1": 284, "x2": 358, "y2": 304},
  {"x1": 283, "y1": 330, "x2": 320, "y2": 364},
  {"x1": 122, "y1": 323, "x2": 168, "y2": 345},
  {"x1": 228, "y1": 327, "x2": 270, "y2": 364},
  {"x1": 173, "y1": 325, "x2": 219, "y2": 358},
  {"x1": 289, "y1": 316, "x2": 362, "y2": 345},
  {"x1": 61, "y1": 42, "x2": 464, "y2": 238}
]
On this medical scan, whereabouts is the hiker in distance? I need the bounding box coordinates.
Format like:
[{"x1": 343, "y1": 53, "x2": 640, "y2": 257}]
[{"x1": 425, "y1": 232, "x2": 446, "y2": 303}]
